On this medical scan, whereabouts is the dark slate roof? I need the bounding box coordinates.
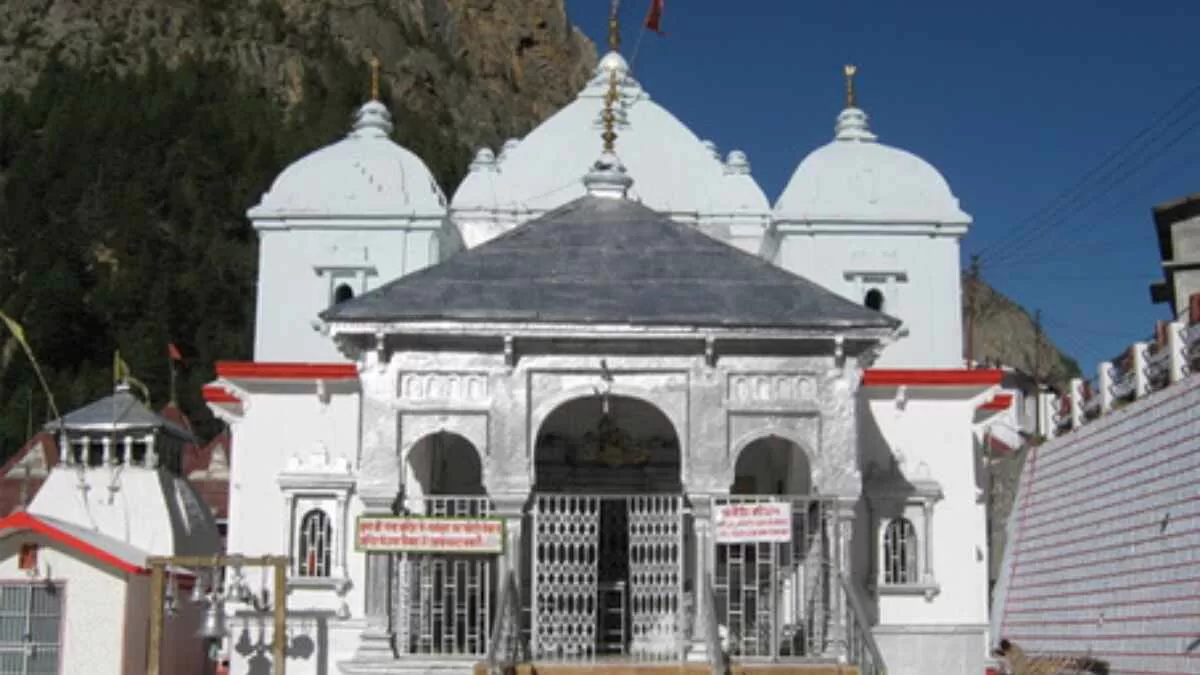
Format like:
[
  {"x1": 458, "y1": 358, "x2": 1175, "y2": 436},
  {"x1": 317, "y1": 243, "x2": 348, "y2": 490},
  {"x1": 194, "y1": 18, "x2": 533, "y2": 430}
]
[
  {"x1": 45, "y1": 389, "x2": 195, "y2": 442},
  {"x1": 321, "y1": 196, "x2": 900, "y2": 331}
]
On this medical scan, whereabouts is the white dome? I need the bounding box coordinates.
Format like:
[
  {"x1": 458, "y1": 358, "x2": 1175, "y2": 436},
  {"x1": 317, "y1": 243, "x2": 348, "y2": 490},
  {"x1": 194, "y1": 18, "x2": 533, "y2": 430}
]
[
  {"x1": 711, "y1": 150, "x2": 770, "y2": 214},
  {"x1": 248, "y1": 100, "x2": 447, "y2": 220},
  {"x1": 450, "y1": 52, "x2": 768, "y2": 218},
  {"x1": 774, "y1": 108, "x2": 970, "y2": 225}
]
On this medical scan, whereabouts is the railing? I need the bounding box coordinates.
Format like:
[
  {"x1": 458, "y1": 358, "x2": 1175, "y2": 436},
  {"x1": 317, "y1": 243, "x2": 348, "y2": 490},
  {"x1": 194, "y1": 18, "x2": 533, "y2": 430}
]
[
  {"x1": 485, "y1": 569, "x2": 523, "y2": 675},
  {"x1": 711, "y1": 495, "x2": 838, "y2": 660},
  {"x1": 1050, "y1": 315, "x2": 1200, "y2": 436},
  {"x1": 393, "y1": 495, "x2": 497, "y2": 659},
  {"x1": 700, "y1": 577, "x2": 728, "y2": 675},
  {"x1": 839, "y1": 572, "x2": 886, "y2": 675}
]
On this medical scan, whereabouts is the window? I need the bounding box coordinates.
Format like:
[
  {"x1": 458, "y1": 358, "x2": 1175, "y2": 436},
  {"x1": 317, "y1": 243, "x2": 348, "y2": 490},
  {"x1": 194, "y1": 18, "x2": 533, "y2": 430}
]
[
  {"x1": 864, "y1": 288, "x2": 885, "y2": 312},
  {"x1": 333, "y1": 283, "x2": 355, "y2": 304},
  {"x1": 882, "y1": 518, "x2": 919, "y2": 585},
  {"x1": 0, "y1": 583, "x2": 62, "y2": 672},
  {"x1": 297, "y1": 508, "x2": 333, "y2": 578}
]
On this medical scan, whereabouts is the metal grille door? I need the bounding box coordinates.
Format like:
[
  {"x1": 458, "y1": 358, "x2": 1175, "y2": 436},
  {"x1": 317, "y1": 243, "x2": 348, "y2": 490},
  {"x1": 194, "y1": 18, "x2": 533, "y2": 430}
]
[
  {"x1": 627, "y1": 494, "x2": 684, "y2": 661},
  {"x1": 0, "y1": 584, "x2": 61, "y2": 675},
  {"x1": 531, "y1": 494, "x2": 684, "y2": 662},
  {"x1": 532, "y1": 494, "x2": 600, "y2": 660}
]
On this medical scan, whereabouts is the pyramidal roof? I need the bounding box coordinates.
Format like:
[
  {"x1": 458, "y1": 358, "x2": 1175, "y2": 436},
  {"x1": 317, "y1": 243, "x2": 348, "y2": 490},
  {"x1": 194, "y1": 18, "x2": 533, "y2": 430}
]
[
  {"x1": 45, "y1": 387, "x2": 195, "y2": 442},
  {"x1": 321, "y1": 195, "x2": 899, "y2": 331}
]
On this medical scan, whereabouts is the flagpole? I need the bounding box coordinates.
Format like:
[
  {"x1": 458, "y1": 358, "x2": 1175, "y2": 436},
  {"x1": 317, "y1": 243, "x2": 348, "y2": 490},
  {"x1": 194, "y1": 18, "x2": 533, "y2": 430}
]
[{"x1": 0, "y1": 311, "x2": 60, "y2": 423}]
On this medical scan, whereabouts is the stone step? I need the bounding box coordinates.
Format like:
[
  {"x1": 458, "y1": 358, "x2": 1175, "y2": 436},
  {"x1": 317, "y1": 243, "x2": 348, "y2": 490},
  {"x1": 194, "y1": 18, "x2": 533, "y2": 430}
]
[{"x1": 474, "y1": 664, "x2": 860, "y2": 675}]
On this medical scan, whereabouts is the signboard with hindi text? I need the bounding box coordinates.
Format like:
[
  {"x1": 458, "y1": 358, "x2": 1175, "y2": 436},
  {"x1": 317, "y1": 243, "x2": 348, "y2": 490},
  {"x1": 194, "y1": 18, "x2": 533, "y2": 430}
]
[
  {"x1": 355, "y1": 515, "x2": 505, "y2": 555},
  {"x1": 713, "y1": 501, "x2": 793, "y2": 544}
]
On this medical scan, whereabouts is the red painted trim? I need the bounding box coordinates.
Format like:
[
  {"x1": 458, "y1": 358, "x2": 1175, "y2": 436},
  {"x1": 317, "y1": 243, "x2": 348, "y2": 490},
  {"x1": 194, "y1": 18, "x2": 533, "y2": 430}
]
[
  {"x1": 0, "y1": 512, "x2": 145, "y2": 574},
  {"x1": 862, "y1": 368, "x2": 1004, "y2": 387},
  {"x1": 979, "y1": 393, "x2": 1013, "y2": 411},
  {"x1": 215, "y1": 361, "x2": 358, "y2": 380},
  {"x1": 201, "y1": 386, "x2": 240, "y2": 405}
]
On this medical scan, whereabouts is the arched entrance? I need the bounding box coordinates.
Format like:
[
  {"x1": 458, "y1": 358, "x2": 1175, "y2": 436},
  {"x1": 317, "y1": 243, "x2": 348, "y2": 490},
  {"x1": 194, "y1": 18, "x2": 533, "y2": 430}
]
[
  {"x1": 396, "y1": 432, "x2": 493, "y2": 658},
  {"x1": 530, "y1": 395, "x2": 685, "y2": 662},
  {"x1": 715, "y1": 436, "x2": 832, "y2": 659}
]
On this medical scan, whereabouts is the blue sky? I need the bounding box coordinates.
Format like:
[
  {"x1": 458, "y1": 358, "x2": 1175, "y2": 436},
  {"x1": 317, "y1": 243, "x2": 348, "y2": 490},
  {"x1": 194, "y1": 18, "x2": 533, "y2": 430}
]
[{"x1": 565, "y1": 0, "x2": 1200, "y2": 375}]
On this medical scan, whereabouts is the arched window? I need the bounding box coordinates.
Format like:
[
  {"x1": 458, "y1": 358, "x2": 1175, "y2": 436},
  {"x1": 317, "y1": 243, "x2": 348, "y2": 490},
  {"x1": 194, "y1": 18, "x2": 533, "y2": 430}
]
[
  {"x1": 864, "y1": 288, "x2": 885, "y2": 312},
  {"x1": 882, "y1": 517, "x2": 919, "y2": 585},
  {"x1": 333, "y1": 283, "x2": 355, "y2": 304},
  {"x1": 297, "y1": 509, "x2": 332, "y2": 577}
]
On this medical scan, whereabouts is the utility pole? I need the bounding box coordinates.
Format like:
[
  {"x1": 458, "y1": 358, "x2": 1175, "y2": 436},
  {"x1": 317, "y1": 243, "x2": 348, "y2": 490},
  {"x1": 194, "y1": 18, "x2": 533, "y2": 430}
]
[
  {"x1": 966, "y1": 254, "x2": 981, "y2": 366},
  {"x1": 1032, "y1": 308, "x2": 1046, "y2": 438}
]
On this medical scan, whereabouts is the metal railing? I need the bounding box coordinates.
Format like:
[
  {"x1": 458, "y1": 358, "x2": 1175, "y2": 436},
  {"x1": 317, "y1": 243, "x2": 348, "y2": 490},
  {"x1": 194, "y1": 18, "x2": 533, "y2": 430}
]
[
  {"x1": 710, "y1": 495, "x2": 838, "y2": 660},
  {"x1": 485, "y1": 569, "x2": 523, "y2": 675},
  {"x1": 393, "y1": 496, "x2": 497, "y2": 659},
  {"x1": 700, "y1": 576, "x2": 728, "y2": 675},
  {"x1": 839, "y1": 571, "x2": 886, "y2": 675}
]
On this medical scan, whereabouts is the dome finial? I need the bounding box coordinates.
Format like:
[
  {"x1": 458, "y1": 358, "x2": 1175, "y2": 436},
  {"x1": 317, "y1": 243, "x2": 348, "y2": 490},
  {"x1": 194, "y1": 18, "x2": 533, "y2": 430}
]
[
  {"x1": 583, "y1": 68, "x2": 633, "y2": 199},
  {"x1": 844, "y1": 64, "x2": 858, "y2": 109},
  {"x1": 608, "y1": 0, "x2": 622, "y2": 53},
  {"x1": 369, "y1": 56, "x2": 381, "y2": 101},
  {"x1": 601, "y1": 69, "x2": 620, "y2": 153}
]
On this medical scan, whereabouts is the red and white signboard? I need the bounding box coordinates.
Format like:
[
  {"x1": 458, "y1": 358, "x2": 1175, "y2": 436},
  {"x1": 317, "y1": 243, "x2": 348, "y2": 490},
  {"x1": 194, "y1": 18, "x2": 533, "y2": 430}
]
[
  {"x1": 714, "y1": 502, "x2": 793, "y2": 544},
  {"x1": 355, "y1": 516, "x2": 505, "y2": 555}
]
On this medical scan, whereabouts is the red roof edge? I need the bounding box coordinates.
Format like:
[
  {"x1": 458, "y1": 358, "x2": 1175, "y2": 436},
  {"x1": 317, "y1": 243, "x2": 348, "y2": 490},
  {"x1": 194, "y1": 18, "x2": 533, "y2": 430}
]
[
  {"x1": 215, "y1": 361, "x2": 358, "y2": 381},
  {"x1": 979, "y1": 393, "x2": 1014, "y2": 411},
  {"x1": 0, "y1": 512, "x2": 146, "y2": 575},
  {"x1": 202, "y1": 385, "x2": 241, "y2": 405},
  {"x1": 863, "y1": 368, "x2": 1005, "y2": 388}
]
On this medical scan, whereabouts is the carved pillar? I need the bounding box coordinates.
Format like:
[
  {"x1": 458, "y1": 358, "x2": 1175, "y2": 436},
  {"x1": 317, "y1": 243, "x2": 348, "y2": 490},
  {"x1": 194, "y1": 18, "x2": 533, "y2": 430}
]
[
  {"x1": 921, "y1": 499, "x2": 936, "y2": 587},
  {"x1": 356, "y1": 492, "x2": 396, "y2": 660},
  {"x1": 825, "y1": 498, "x2": 856, "y2": 662},
  {"x1": 685, "y1": 494, "x2": 714, "y2": 661},
  {"x1": 492, "y1": 492, "x2": 528, "y2": 658},
  {"x1": 354, "y1": 356, "x2": 400, "y2": 661}
]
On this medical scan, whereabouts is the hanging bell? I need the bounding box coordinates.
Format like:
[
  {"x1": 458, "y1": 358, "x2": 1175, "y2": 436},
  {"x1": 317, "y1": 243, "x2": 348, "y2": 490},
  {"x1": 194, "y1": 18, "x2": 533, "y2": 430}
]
[{"x1": 197, "y1": 600, "x2": 228, "y2": 640}]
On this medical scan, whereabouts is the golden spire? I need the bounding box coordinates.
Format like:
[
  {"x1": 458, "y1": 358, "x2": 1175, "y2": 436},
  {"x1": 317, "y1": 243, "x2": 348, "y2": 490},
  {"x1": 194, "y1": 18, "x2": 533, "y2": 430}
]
[
  {"x1": 608, "y1": 0, "x2": 621, "y2": 52},
  {"x1": 601, "y1": 69, "x2": 620, "y2": 153},
  {"x1": 369, "y1": 56, "x2": 381, "y2": 100},
  {"x1": 844, "y1": 64, "x2": 858, "y2": 109}
]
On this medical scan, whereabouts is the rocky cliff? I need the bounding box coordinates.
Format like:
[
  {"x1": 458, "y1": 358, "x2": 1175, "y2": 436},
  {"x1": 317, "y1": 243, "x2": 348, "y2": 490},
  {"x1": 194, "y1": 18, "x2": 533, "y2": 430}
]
[
  {"x1": 0, "y1": 0, "x2": 595, "y2": 151},
  {"x1": 0, "y1": 0, "x2": 1076, "y2": 457}
]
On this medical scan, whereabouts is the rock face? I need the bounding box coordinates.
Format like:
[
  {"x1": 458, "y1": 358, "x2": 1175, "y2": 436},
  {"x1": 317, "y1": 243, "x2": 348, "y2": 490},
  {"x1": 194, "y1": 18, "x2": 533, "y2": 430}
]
[
  {"x1": 964, "y1": 276, "x2": 1079, "y2": 383},
  {"x1": 0, "y1": 0, "x2": 596, "y2": 150}
]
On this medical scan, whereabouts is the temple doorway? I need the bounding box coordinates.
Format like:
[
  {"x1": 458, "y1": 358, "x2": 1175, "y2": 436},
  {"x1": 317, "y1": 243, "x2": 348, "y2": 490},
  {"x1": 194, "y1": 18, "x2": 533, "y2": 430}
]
[{"x1": 530, "y1": 394, "x2": 685, "y2": 662}]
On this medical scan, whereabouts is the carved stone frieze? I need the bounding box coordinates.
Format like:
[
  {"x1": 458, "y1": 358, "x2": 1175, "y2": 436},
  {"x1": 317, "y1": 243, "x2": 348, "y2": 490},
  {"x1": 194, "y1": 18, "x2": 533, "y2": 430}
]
[
  {"x1": 397, "y1": 371, "x2": 490, "y2": 405},
  {"x1": 726, "y1": 372, "x2": 819, "y2": 408}
]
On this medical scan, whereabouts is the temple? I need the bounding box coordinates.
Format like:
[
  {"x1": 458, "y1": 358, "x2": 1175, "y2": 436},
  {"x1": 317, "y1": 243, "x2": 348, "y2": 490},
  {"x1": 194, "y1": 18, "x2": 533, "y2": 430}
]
[{"x1": 205, "y1": 29, "x2": 1001, "y2": 675}]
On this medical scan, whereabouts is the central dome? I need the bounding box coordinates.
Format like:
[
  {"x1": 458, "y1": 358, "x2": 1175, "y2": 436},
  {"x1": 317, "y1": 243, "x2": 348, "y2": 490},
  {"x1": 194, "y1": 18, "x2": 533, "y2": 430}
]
[{"x1": 451, "y1": 52, "x2": 768, "y2": 219}]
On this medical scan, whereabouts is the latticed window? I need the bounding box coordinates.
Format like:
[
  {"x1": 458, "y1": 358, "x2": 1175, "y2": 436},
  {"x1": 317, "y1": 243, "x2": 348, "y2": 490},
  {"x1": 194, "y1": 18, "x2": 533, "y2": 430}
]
[
  {"x1": 882, "y1": 517, "x2": 919, "y2": 585},
  {"x1": 297, "y1": 509, "x2": 333, "y2": 577}
]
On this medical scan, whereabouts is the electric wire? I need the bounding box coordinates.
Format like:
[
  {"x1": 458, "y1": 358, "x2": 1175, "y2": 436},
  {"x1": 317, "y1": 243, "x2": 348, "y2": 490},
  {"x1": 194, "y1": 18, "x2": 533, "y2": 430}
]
[{"x1": 976, "y1": 82, "x2": 1200, "y2": 265}]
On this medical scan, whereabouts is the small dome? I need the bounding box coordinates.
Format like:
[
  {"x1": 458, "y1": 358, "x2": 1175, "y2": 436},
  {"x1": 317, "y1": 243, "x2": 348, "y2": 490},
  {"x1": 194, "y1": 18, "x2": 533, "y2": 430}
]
[
  {"x1": 248, "y1": 100, "x2": 447, "y2": 220},
  {"x1": 774, "y1": 107, "x2": 970, "y2": 224},
  {"x1": 454, "y1": 147, "x2": 501, "y2": 210},
  {"x1": 711, "y1": 150, "x2": 768, "y2": 214}
]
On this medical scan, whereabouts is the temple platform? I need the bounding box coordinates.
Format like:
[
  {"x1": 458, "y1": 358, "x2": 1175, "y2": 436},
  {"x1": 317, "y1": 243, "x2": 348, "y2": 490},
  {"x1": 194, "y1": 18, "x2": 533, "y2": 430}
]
[{"x1": 473, "y1": 662, "x2": 859, "y2": 675}]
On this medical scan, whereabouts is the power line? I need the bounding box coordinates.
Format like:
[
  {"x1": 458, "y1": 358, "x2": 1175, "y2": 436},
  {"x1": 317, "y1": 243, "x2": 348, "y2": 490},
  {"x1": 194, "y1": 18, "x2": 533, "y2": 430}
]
[
  {"x1": 976, "y1": 82, "x2": 1200, "y2": 264},
  {"x1": 984, "y1": 117, "x2": 1200, "y2": 269}
]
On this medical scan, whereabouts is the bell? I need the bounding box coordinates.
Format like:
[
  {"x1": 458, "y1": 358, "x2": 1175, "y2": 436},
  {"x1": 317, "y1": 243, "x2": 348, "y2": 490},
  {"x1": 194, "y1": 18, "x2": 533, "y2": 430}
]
[{"x1": 197, "y1": 601, "x2": 228, "y2": 640}]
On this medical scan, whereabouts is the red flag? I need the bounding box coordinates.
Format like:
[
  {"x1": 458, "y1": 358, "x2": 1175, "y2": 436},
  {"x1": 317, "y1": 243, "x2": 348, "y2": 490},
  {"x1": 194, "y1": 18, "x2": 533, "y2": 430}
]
[
  {"x1": 644, "y1": 0, "x2": 665, "y2": 34},
  {"x1": 168, "y1": 343, "x2": 183, "y2": 362}
]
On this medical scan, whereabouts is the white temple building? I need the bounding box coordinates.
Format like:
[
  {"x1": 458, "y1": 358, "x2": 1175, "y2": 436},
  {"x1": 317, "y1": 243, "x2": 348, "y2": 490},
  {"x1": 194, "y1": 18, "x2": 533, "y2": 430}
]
[{"x1": 205, "y1": 33, "x2": 1006, "y2": 675}]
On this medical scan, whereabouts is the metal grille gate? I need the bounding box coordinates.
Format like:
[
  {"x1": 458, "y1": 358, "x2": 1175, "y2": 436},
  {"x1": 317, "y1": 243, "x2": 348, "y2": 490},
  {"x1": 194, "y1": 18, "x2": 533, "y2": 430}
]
[
  {"x1": 531, "y1": 493, "x2": 684, "y2": 662},
  {"x1": 711, "y1": 496, "x2": 836, "y2": 659},
  {"x1": 393, "y1": 496, "x2": 496, "y2": 658}
]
